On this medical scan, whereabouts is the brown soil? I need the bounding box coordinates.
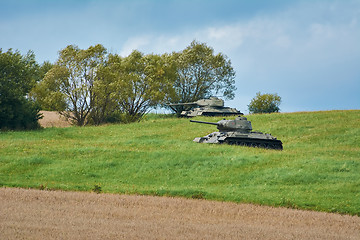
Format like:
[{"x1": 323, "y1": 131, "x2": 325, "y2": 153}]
[
  {"x1": 38, "y1": 111, "x2": 72, "y2": 128},
  {"x1": 1, "y1": 188, "x2": 359, "y2": 240}
]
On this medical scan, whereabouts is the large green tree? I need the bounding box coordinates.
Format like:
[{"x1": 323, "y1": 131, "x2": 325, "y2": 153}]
[
  {"x1": 0, "y1": 49, "x2": 42, "y2": 130},
  {"x1": 167, "y1": 41, "x2": 236, "y2": 114},
  {"x1": 39, "y1": 44, "x2": 107, "y2": 126},
  {"x1": 103, "y1": 51, "x2": 173, "y2": 123}
]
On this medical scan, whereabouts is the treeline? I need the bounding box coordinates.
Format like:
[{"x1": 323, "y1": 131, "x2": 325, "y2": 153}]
[{"x1": 0, "y1": 41, "x2": 236, "y2": 129}]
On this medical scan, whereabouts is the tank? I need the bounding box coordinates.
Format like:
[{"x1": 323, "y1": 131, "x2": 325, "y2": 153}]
[
  {"x1": 190, "y1": 116, "x2": 283, "y2": 150},
  {"x1": 168, "y1": 97, "x2": 242, "y2": 117}
]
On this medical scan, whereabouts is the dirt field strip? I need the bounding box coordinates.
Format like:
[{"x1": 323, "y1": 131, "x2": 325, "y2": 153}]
[
  {"x1": 0, "y1": 188, "x2": 359, "y2": 240},
  {"x1": 38, "y1": 111, "x2": 72, "y2": 128}
]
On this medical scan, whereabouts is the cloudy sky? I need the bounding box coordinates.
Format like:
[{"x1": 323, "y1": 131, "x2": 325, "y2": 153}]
[{"x1": 1, "y1": 0, "x2": 359, "y2": 113}]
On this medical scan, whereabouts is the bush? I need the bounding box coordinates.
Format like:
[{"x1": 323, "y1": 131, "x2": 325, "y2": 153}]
[
  {"x1": 248, "y1": 92, "x2": 281, "y2": 114},
  {"x1": 0, "y1": 49, "x2": 42, "y2": 130},
  {"x1": 0, "y1": 97, "x2": 42, "y2": 130}
]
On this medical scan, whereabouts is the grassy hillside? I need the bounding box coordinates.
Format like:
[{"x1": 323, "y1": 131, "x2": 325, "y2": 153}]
[{"x1": 1, "y1": 110, "x2": 359, "y2": 215}]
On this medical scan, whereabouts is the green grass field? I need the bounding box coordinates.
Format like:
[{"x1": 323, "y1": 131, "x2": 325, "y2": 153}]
[{"x1": 1, "y1": 110, "x2": 359, "y2": 215}]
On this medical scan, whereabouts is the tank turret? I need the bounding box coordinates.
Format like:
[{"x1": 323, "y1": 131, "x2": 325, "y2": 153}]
[
  {"x1": 191, "y1": 116, "x2": 283, "y2": 150},
  {"x1": 168, "y1": 97, "x2": 224, "y2": 107},
  {"x1": 194, "y1": 97, "x2": 224, "y2": 107},
  {"x1": 168, "y1": 97, "x2": 242, "y2": 117},
  {"x1": 190, "y1": 116, "x2": 252, "y2": 132}
]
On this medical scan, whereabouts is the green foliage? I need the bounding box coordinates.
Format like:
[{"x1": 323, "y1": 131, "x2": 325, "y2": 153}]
[
  {"x1": 0, "y1": 49, "x2": 42, "y2": 130},
  {"x1": 0, "y1": 97, "x2": 42, "y2": 130},
  {"x1": 166, "y1": 40, "x2": 236, "y2": 114},
  {"x1": 31, "y1": 41, "x2": 236, "y2": 124},
  {"x1": 38, "y1": 44, "x2": 107, "y2": 126},
  {"x1": 0, "y1": 110, "x2": 359, "y2": 215},
  {"x1": 29, "y1": 61, "x2": 57, "y2": 111},
  {"x1": 248, "y1": 92, "x2": 282, "y2": 114},
  {"x1": 89, "y1": 60, "x2": 118, "y2": 125},
  {"x1": 100, "y1": 51, "x2": 174, "y2": 123}
]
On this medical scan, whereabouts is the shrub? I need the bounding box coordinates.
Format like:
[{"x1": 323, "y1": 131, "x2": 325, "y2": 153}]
[
  {"x1": 0, "y1": 49, "x2": 42, "y2": 130},
  {"x1": 248, "y1": 92, "x2": 281, "y2": 114}
]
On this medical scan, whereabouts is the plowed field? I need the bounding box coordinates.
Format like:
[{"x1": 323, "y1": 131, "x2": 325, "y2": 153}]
[{"x1": 1, "y1": 188, "x2": 359, "y2": 239}]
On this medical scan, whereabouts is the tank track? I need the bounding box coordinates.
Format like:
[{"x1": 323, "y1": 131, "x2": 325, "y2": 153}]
[{"x1": 223, "y1": 137, "x2": 283, "y2": 150}]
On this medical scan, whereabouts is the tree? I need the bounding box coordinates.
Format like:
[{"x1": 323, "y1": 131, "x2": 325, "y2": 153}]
[
  {"x1": 39, "y1": 44, "x2": 107, "y2": 126},
  {"x1": 248, "y1": 92, "x2": 282, "y2": 114},
  {"x1": 166, "y1": 40, "x2": 236, "y2": 114},
  {"x1": 105, "y1": 51, "x2": 173, "y2": 123},
  {"x1": 29, "y1": 61, "x2": 58, "y2": 110},
  {"x1": 0, "y1": 49, "x2": 42, "y2": 130},
  {"x1": 88, "y1": 59, "x2": 118, "y2": 125}
]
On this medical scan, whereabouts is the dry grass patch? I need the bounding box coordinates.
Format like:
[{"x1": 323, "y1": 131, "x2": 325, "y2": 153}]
[{"x1": 38, "y1": 111, "x2": 72, "y2": 128}]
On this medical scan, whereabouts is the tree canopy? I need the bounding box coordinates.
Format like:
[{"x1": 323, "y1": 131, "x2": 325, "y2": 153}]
[
  {"x1": 166, "y1": 41, "x2": 236, "y2": 114},
  {"x1": 248, "y1": 92, "x2": 282, "y2": 114},
  {"x1": 0, "y1": 49, "x2": 42, "y2": 130},
  {"x1": 102, "y1": 51, "x2": 173, "y2": 123},
  {"x1": 37, "y1": 44, "x2": 107, "y2": 126}
]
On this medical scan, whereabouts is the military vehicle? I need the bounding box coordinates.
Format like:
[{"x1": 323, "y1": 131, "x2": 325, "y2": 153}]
[
  {"x1": 168, "y1": 97, "x2": 242, "y2": 117},
  {"x1": 190, "y1": 116, "x2": 283, "y2": 150}
]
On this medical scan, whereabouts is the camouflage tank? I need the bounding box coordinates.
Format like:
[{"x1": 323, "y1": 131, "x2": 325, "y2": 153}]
[
  {"x1": 190, "y1": 116, "x2": 283, "y2": 150},
  {"x1": 168, "y1": 97, "x2": 242, "y2": 117}
]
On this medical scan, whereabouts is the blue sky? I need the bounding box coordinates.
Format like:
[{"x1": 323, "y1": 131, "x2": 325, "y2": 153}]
[{"x1": 1, "y1": 0, "x2": 359, "y2": 113}]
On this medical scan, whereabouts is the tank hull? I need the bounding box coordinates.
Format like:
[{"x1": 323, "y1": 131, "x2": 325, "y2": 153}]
[
  {"x1": 193, "y1": 131, "x2": 283, "y2": 150},
  {"x1": 181, "y1": 107, "x2": 242, "y2": 117}
]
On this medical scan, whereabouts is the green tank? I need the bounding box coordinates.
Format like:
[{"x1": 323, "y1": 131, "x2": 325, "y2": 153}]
[
  {"x1": 190, "y1": 116, "x2": 283, "y2": 150},
  {"x1": 168, "y1": 97, "x2": 242, "y2": 117}
]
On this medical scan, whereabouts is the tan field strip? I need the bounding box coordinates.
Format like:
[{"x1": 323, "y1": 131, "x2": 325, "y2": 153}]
[
  {"x1": 38, "y1": 111, "x2": 72, "y2": 128},
  {"x1": 0, "y1": 187, "x2": 359, "y2": 239}
]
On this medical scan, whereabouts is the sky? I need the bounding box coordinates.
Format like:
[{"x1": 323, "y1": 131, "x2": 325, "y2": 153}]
[{"x1": 1, "y1": 0, "x2": 359, "y2": 113}]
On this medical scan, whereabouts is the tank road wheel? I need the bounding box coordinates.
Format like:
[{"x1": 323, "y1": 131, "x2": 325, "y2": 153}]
[
  {"x1": 259, "y1": 143, "x2": 267, "y2": 149},
  {"x1": 250, "y1": 143, "x2": 257, "y2": 148},
  {"x1": 226, "y1": 140, "x2": 234, "y2": 145}
]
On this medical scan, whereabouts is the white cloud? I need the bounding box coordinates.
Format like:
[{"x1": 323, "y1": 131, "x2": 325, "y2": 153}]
[
  {"x1": 119, "y1": 34, "x2": 195, "y2": 57},
  {"x1": 120, "y1": 36, "x2": 152, "y2": 56}
]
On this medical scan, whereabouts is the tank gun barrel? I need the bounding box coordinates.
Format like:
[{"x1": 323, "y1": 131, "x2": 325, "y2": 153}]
[
  {"x1": 168, "y1": 102, "x2": 197, "y2": 106},
  {"x1": 190, "y1": 120, "x2": 218, "y2": 126}
]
